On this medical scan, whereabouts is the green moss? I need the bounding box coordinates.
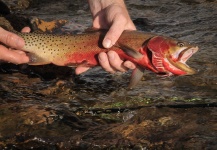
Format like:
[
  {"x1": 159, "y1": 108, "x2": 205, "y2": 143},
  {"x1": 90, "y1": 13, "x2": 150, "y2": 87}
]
[
  {"x1": 168, "y1": 96, "x2": 202, "y2": 102},
  {"x1": 110, "y1": 102, "x2": 124, "y2": 107}
]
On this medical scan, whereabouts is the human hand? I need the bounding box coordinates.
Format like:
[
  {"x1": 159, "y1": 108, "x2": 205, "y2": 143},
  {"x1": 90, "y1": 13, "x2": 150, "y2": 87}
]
[
  {"x1": 0, "y1": 27, "x2": 30, "y2": 64},
  {"x1": 75, "y1": 0, "x2": 136, "y2": 74}
]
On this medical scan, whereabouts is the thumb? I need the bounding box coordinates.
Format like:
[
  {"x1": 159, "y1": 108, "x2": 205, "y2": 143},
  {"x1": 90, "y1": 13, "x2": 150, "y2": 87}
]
[{"x1": 102, "y1": 17, "x2": 125, "y2": 48}]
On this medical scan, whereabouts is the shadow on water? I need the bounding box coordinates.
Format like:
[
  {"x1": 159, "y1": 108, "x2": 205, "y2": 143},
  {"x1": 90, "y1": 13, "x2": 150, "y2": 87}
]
[{"x1": 0, "y1": 0, "x2": 217, "y2": 149}]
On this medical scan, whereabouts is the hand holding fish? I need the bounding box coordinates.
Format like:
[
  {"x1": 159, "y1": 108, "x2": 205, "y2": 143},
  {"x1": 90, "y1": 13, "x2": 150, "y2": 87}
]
[
  {"x1": 76, "y1": 0, "x2": 137, "y2": 74},
  {"x1": 0, "y1": 27, "x2": 30, "y2": 64}
]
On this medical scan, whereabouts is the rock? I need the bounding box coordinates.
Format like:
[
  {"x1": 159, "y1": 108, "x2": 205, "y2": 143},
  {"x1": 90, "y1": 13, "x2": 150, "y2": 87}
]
[
  {"x1": 0, "y1": 17, "x2": 14, "y2": 30},
  {"x1": 30, "y1": 17, "x2": 67, "y2": 33},
  {"x1": 5, "y1": 15, "x2": 31, "y2": 31},
  {"x1": 0, "y1": 0, "x2": 30, "y2": 13}
]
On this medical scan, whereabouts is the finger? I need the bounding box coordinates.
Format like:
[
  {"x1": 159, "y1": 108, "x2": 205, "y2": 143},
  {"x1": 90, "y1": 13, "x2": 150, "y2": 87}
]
[
  {"x1": 98, "y1": 52, "x2": 116, "y2": 73},
  {"x1": 21, "y1": 27, "x2": 31, "y2": 33},
  {"x1": 123, "y1": 60, "x2": 136, "y2": 70},
  {"x1": 107, "y1": 51, "x2": 127, "y2": 72},
  {"x1": 75, "y1": 66, "x2": 90, "y2": 75},
  {"x1": 0, "y1": 45, "x2": 29, "y2": 64},
  {"x1": 0, "y1": 27, "x2": 25, "y2": 49},
  {"x1": 102, "y1": 15, "x2": 126, "y2": 48}
]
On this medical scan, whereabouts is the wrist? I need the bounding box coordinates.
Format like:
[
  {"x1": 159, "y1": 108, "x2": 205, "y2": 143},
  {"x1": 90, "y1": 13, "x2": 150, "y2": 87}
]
[{"x1": 88, "y1": 0, "x2": 126, "y2": 15}]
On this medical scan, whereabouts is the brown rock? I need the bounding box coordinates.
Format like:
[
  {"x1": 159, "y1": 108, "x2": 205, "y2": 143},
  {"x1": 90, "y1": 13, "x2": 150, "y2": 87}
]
[
  {"x1": 0, "y1": 0, "x2": 30, "y2": 12},
  {"x1": 31, "y1": 18, "x2": 68, "y2": 33},
  {"x1": 0, "y1": 16, "x2": 14, "y2": 31}
]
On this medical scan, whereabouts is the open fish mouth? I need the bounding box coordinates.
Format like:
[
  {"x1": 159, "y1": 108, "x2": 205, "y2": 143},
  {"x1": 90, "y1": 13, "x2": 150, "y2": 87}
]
[{"x1": 166, "y1": 46, "x2": 199, "y2": 75}]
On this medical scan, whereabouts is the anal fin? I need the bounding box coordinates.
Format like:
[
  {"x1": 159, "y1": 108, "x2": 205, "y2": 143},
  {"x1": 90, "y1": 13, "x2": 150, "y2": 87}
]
[{"x1": 128, "y1": 66, "x2": 144, "y2": 89}]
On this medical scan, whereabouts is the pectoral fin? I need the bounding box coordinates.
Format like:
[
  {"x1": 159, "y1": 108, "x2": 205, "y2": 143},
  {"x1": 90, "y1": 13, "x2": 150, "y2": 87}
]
[
  {"x1": 116, "y1": 43, "x2": 143, "y2": 59},
  {"x1": 27, "y1": 53, "x2": 51, "y2": 65},
  {"x1": 128, "y1": 66, "x2": 144, "y2": 89}
]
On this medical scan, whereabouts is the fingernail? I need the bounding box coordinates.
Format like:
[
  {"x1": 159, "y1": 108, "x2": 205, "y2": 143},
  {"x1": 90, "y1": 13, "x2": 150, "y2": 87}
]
[
  {"x1": 108, "y1": 52, "x2": 115, "y2": 60},
  {"x1": 16, "y1": 37, "x2": 25, "y2": 48},
  {"x1": 125, "y1": 62, "x2": 136, "y2": 69},
  {"x1": 103, "y1": 38, "x2": 112, "y2": 48},
  {"x1": 126, "y1": 63, "x2": 132, "y2": 69},
  {"x1": 24, "y1": 55, "x2": 30, "y2": 62},
  {"x1": 128, "y1": 65, "x2": 134, "y2": 69},
  {"x1": 98, "y1": 53, "x2": 106, "y2": 62}
]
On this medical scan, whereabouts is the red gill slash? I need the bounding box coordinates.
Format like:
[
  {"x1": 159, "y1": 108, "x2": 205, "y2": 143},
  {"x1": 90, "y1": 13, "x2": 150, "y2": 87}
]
[{"x1": 16, "y1": 30, "x2": 199, "y2": 88}]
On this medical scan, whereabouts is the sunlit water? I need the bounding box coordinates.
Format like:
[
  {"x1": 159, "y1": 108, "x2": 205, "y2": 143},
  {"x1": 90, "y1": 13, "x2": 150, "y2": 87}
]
[{"x1": 0, "y1": 0, "x2": 217, "y2": 149}]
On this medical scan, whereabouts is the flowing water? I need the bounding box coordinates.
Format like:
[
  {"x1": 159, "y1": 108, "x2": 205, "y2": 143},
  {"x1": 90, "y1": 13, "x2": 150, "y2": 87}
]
[{"x1": 0, "y1": 0, "x2": 216, "y2": 149}]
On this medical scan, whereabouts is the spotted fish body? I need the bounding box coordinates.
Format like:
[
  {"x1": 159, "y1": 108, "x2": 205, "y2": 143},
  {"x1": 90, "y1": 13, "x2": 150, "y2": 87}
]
[
  {"x1": 18, "y1": 31, "x2": 154, "y2": 67},
  {"x1": 17, "y1": 30, "x2": 198, "y2": 88},
  {"x1": 18, "y1": 32, "x2": 105, "y2": 66}
]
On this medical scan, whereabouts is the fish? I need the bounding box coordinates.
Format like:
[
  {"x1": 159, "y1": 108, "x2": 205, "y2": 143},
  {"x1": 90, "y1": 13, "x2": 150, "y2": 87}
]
[{"x1": 16, "y1": 30, "x2": 198, "y2": 88}]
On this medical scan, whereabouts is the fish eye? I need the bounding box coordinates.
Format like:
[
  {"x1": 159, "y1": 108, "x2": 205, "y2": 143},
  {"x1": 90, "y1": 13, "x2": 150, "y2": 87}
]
[{"x1": 177, "y1": 42, "x2": 185, "y2": 47}]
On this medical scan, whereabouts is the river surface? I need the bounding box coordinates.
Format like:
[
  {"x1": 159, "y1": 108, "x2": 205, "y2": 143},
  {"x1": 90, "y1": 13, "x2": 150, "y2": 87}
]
[{"x1": 0, "y1": 0, "x2": 216, "y2": 149}]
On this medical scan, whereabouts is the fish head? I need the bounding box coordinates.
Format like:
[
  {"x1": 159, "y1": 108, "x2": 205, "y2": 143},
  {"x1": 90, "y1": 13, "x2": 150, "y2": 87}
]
[{"x1": 145, "y1": 36, "x2": 199, "y2": 76}]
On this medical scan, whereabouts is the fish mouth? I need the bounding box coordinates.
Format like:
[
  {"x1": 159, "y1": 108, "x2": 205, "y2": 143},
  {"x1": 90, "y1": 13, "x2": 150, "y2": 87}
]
[{"x1": 166, "y1": 46, "x2": 199, "y2": 75}]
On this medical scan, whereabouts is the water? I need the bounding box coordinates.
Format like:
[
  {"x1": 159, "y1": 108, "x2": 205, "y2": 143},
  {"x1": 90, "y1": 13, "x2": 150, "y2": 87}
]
[
  {"x1": 0, "y1": 0, "x2": 217, "y2": 149},
  {"x1": 18, "y1": 0, "x2": 217, "y2": 102},
  {"x1": 126, "y1": 0, "x2": 217, "y2": 102}
]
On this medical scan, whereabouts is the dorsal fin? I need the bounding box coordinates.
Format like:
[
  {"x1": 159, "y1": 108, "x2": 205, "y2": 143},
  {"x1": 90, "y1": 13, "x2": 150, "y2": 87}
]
[{"x1": 84, "y1": 27, "x2": 106, "y2": 33}]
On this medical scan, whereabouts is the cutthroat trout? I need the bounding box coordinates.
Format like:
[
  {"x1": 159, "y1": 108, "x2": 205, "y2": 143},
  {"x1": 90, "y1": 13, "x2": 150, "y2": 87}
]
[{"x1": 16, "y1": 30, "x2": 198, "y2": 88}]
